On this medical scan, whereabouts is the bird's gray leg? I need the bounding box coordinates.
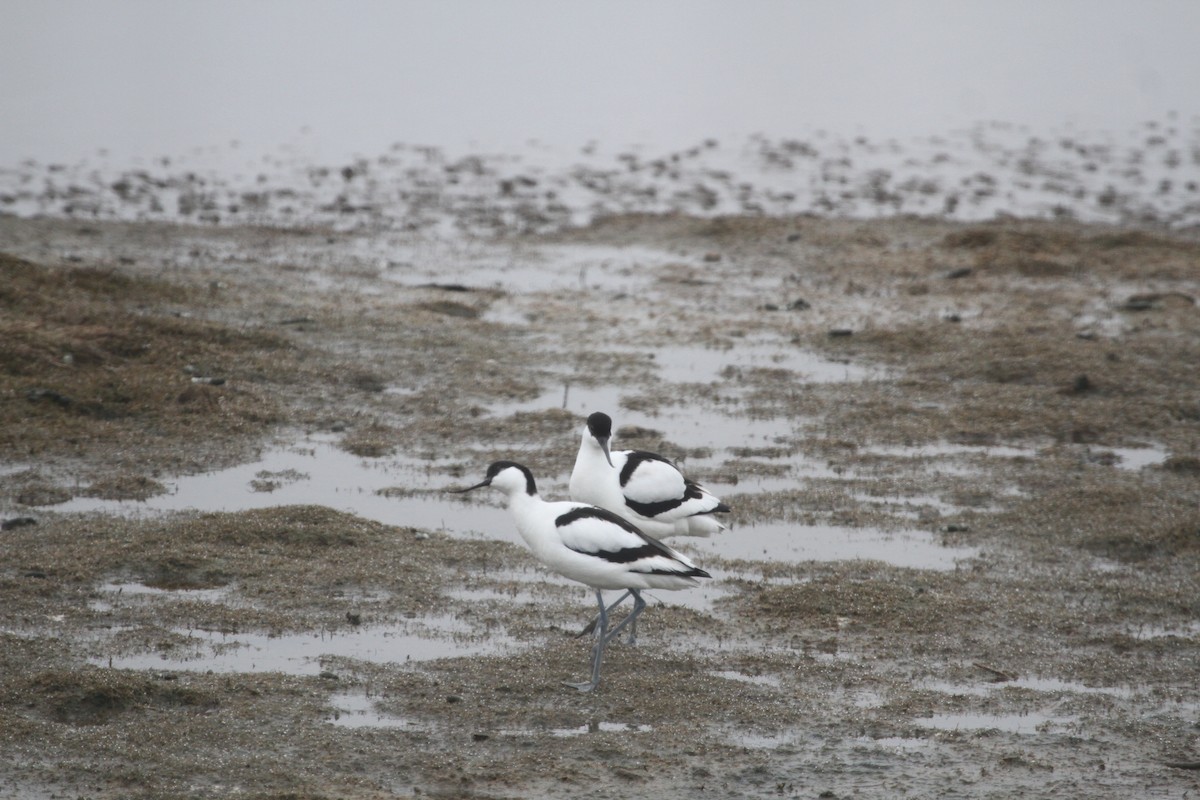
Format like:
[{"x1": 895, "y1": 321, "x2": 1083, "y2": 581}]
[
  {"x1": 623, "y1": 595, "x2": 641, "y2": 646},
  {"x1": 563, "y1": 590, "x2": 609, "y2": 692},
  {"x1": 599, "y1": 590, "x2": 646, "y2": 646},
  {"x1": 574, "y1": 590, "x2": 631, "y2": 639}
]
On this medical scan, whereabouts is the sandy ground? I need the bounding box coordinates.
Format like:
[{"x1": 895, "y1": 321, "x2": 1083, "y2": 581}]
[{"x1": 1, "y1": 212, "x2": 1199, "y2": 798}]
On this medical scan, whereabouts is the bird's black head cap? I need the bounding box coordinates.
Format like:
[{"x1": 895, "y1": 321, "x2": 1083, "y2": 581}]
[
  {"x1": 450, "y1": 460, "x2": 537, "y2": 496},
  {"x1": 586, "y1": 412, "x2": 612, "y2": 440},
  {"x1": 487, "y1": 460, "x2": 537, "y2": 495}
]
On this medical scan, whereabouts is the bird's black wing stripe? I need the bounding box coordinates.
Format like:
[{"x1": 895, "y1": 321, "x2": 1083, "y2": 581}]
[
  {"x1": 556, "y1": 506, "x2": 691, "y2": 567},
  {"x1": 633, "y1": 565, "x2": 712, "y2": 579},
  {"x1": 625, "y1": 496, "x2": 685, "y2": 518},
  {"x1": 579, "y1": 543, "x2": 668, "y2": 564},
  {"x1": 625, "y1": 478, "x2": 723, "y2": 519},
  {"x1": 617, "y1": 451, "x2": 674, "y2": 488},
  {"x1": 555, "y1": 505, "x2": 645, "y2": 536}
]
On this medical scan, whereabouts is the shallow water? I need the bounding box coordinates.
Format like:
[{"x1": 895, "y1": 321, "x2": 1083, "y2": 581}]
[
  {"x1": 650, "y1": 341, "x2": 882, "y2": 386},
  {"x1": 89, "y1": 581, "x2": 243, "y2": 614},
  {"x1": 691, "y1": 522, "x2": 978, "y2": 571},
  {"x1": 92, "y1": 615, "x2": 513, "y2": 675},
  {"x1": 921, "y1": 676, "x2": 1136, "y2": 699},
  {"x1": 863, "y1": 441, "x2": 1169, "y2": 472},
  {"x1": 328, "y1": 692, "x2": 429, "y2": 730},
  {"x1": 710, "y1": 669, "x2": 783, "y2": 688},
  {"x1": 493, "y1": 384, "x2": 798, "y2": 456},
  {"x1": 330, "y1": 689, "x2": 654, "y2": 735},
  {"x1": 56, "y1": 431, "x2": 978, "y2": 571},
  {"x1": 54, "y1": 434, "x2": 488, "y2": 533},
  {"x1": 1104, "y1": 445, "x2": 1170, "y2": 471},
  {"x1": 1127, "y1": 620, "x2": 1200, "y2": 640},
  {"x1": 917, "y1": 710, "x2": 1078, "y2": 735}
]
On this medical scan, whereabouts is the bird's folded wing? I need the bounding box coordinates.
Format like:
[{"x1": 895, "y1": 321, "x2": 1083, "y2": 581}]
[{"x1": 554, "y1": 505, "x2": 699, "y2": 574}]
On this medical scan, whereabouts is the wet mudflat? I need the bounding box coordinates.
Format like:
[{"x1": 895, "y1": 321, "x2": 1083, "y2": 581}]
[{"x1": 2, "y1": 212, "x2": 1199, "y2": 798}]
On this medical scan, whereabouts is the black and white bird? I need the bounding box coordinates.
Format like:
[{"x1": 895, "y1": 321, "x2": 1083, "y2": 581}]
[
  {"x1": 570, "y1": 411, "x2": 731, "y2": 539},
  {"x1": 452, "y1": 460, "x2": 710, "y2": 692}
]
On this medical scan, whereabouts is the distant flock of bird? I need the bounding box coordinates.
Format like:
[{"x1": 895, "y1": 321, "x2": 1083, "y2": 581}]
[{"x1": 452, "y1": 411, "x2": 729, "y2": 692}]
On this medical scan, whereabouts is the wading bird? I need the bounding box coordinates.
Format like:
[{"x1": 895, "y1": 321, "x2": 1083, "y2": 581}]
[
  {"x1": 569, "y1": 411, "x2": 729, "y2": 636},
  {"x1": 570, "y1": 411, "x2": 730, "y2": 539},
  {"x1": 453, "y1": 460, "x2": 710, "y2": 692}
]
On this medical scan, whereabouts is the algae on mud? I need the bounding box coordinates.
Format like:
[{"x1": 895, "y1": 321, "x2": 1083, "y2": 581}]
[{"x1": 1, "y1": 213, "x2": 1199, "y2": 798}]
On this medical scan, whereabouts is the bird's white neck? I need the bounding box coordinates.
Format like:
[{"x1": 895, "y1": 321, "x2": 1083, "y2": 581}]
[
  {"x1": 576, "y1": 434, "x2": 607, "y2": 467},
  {"x1": 503, "y1": 487, "x2": 562, "y2": 555}
]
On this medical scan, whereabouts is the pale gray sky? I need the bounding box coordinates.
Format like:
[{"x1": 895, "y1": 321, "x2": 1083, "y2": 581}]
[{"x1": 2, "y1": 0, "x2": 1197, "y2": 164}]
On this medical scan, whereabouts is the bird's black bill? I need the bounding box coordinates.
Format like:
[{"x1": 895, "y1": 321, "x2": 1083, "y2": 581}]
[
  {"x1": 600, "y1": 437, "x2": 614, "y2": 468},
  {"x1": 448, "y1": 479, "x2": 490, "y2": 494}
]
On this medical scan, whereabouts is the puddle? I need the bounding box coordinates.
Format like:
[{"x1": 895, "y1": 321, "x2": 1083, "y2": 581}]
[
  {"x1": 90, "y1": 581, "x2": 239, "y2": 613},
  {"x1": 848, "y1": 490, "x2": 982, "y2": 520},
  {"x1": 93, "y1": 616, "x2": 514, "y2": 675},
  {"x1": 54, "y1": 434, "x2": 493, "y2": 533},
  {"x1": 329, "y1": 691, "x2": 429, "y2": 730},
  {"x1": 96, "y1": 580, "x2": 234, "y2": 601},
  {"x1": 1127, "y1": 621, "x2": 1200, "y2": 640},
  {"x1": 846, "y1": 689, "x2": 887, "y2": 708},
  {"x1": 855, "y1": 736, "x2": 934, "y2": 752},
  {"x1": 446, "y1": 585, "x2": 546, "y2": 605},
  {"x1": 692, "y1": 522, "x2": 978, "y2": 570},
  {"x1": 330, "y1": 690, "x2": 652, "y2": 736},
  {"x1": 645, "y1": 341, "x2": 881, "y2": 386},
  {"x1": 444, "y1": 567, "x2": 575, "y2": 605},
  {"x1": 498, "y1": 721, "x2": 656, "y2": 738},
  {"x1": 632, "y1": 409, "x2": 794, "y2": 455},
  {"x1": 863, "y1": 442, "x2": 1039, "y2": 461},
  {"x1": 1099, "y1": 446, "x2": 1169, "y2": 471},
  {"x1": 39, "y1": 423, "x2": 987, "y2": 576},
  {"x1": 499, "y1": 388, "x2": 796, "y2": 455},
  {"x1": 723, "y1": 727, "x2": 811, "y2": 750},
  {"x1": 545, "y1": 721, "x2": 652, "y2": 737},
  {"x1": 1014, "y1": 677, "x2": 1137, "y2": 696},
  {"x1": 922, "y1": 676, "x2": 1135, "y2": 699},
  {"x1": 917, "y1": 711, "x2": 1078, "y2": 735},
  {"x1": 51, "y1": 429, "x2": 980, "y2": 572},
  {"x1": 865, "y1": 441, "x2": 1168, "y2": 473},
  {"x1": 46, "y1": 421, "x2": 985, "y2": 576},
  {"x1": 489, "y1": 338, "x2": 872, "y2": 454},
  {"x1": 491, "y1": 379, "x2": 795, "y2": 453},
  {"x1": 708, "y1": 471, "x2": 802, "y2": 494},
  {"x1": 711, "y1": 669, "x2": 783, "y2": 688}
]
